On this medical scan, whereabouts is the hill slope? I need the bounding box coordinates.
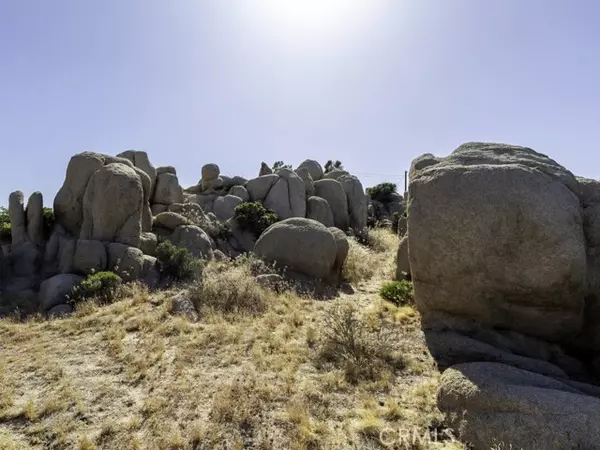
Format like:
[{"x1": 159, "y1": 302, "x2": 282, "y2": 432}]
[{"x1": 0, "y1": 230, "x2": 464, "y2": 449}]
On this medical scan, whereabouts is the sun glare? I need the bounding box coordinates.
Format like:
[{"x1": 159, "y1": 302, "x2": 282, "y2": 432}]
[{"x1": 236, "y1": 0, "x2": 388, "y2": 44}]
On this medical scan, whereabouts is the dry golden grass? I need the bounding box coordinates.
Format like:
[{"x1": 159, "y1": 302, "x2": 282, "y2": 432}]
[
  {"x1": 0, "y1": 230, "x2": 464, "y2": 450},
  {"x1": 343, "y1": 229, "x2": 399, "y2": 285}
]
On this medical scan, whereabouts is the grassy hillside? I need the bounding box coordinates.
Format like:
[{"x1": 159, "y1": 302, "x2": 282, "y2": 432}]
[{"x1": 0, "y1": 230, "x2": 464, "y2": 449}]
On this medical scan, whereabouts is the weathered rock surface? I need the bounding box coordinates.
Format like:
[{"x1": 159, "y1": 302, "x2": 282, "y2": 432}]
[
  {"x1": 314, "y1": 179, "x2": 349, "y2": 230},
  {"x1": 254, "y1": 218, "x2": 337, "y2": 279},
  {"x1": 170, "y1": 225, "x2": 213, "y2": 260},
  {"x1": 246, "y1": 174, "x2": 279, "y2": 202},
  {"x1": 213, "y1": 195, "x2": 243, "y2": 222},
  {"x1": 395, "y1": 236, "x2": 409, "y2": 281},
  {"x1": 154, "y1": 172, "x2": 184, "y2": 205},
  {"x1": 72, "y1": 239, "x2": 107, "y2": 275},
  {"x1": 80, "y1": 163, "x2": 145, "y2": 248},
  {"x1": 297, "y1": 160, "x2": 323, "y2": 182},
  {"x1": 438, "y1": 362, "x2": 600, "y2": 450},
  {"x1": 408, "y1": 142, "x2": 586, "y2": 343},
  {"x1": 154, "y1": 212, "x2": 189, "y2": 230},
  {"x1": 39, "y1": 273, "x2": 84, "y2": 311},
  {"x1": 339, "y1": 175, "x2": 367, "y2": 231},
  {"x1": 264, "y1": 169, "x2": 306, "y2": 220},
  {"x1": 306, "y1": 196, "x2": 334, "y2": 227}
]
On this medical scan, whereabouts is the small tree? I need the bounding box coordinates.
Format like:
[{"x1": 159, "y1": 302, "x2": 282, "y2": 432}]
[
  {"x1": 272, "y1": 161, "x2": 292, "y2": 171},
  {"x1": 366, "y1": 182, "x2": 397, "y2": 204},
  {"x1": 234, "y1": 202, "x2": 279, "y2": 238},
  {"x1": 156, "y1": 240, "x2": 204, "y2": 282},
  {"x1": 0, "y1": 207, "x2": 10, "y2": 241},
  {"x1": 324, "y1": 160, "x2": 343, "y2": 173}
]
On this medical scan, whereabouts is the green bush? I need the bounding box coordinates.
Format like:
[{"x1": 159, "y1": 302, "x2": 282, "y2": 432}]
[
  {"x1": 70, "y1": 271, "x2": 123, "y2": 305},
  {"x1": 324, "y1": 160, "x2": 343, "y2": 173},
  {"x1": 379, "y1": 280, "x2": 413, "y2": 306},
  {"x1": 0, "y1": 207, "x2": 10, "y2": 241},
  {"x1": 366, "y1": 182, "x2": 397, "y2": 204},
  {"x1": 0, "y1": 206, "x2": 55, "y2": 241},
  {"x1": 42, "y1": 207, "x2": 55, "y2": 239},
  {"x1": 155, "y1": 240, "x2": 203, "y2": 282},
  {"x1": 233, "y1": 202, "x2": 279, "y2": 238},
  {"x1": 272, "y1": 161, "x2": 292, "y2": 171}
]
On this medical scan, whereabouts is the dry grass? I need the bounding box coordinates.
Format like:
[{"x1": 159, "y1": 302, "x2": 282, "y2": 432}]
[
  {"x1": 343, "y1": 229, "x2": 399, "y2": 285},
  {"x1": 0, "y1": 237, "x2": 464, "y2": 450}
]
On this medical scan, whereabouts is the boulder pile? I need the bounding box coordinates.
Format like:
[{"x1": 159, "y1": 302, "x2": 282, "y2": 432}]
[{"x1": 1, "y1": 153, "x2": 364, "y2": 315}]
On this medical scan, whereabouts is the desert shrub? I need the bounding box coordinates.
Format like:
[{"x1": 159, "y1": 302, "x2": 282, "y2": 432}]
[
  {"x1": 361, "y1": 228, "x2": 398, "y2": 253},
  {"x1": 342, "y1": 239, "x2": 377, "y2": 283},
  {"x1": 155, "y1": 240, "x2": 204, "y2": 282},
  {"x1": 42, "y1": 207, "x2": 55, "y2": 239},
  {"x1": 70, "y1": 271, "x2": 123, "y2": 305},
  {"x1": 366, "y1": 182, "x2": 397, "y2": 204},
  {"x1": 0, "y1": 207, "x2": 10, "y2": 241},
  {"x1": 272, "y1": 161, "x2": 292, "y2": 171},
  {"x1": 379, "y1": 280, "x2": 413, "y2": 306},
  {"x1": 0, "y1": 206, "x2": 55, "y2": 241},
  {"x1": 188, "y1": 261, "x2": 269, "y2": 316},
  {"x1": 324, "y1": 160, "x2": 343, "y2": 173},
  {"x1": 233, "y1": 202, "x2": 278, "y2": 238},
  {"x1": 316, "y1": 303, "x2": 404, "y2": 384}
]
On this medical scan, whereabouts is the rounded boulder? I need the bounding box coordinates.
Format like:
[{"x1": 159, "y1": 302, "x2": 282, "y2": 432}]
[{"x1": 254, "y1": 218, "x2": 337, "y2": 279}]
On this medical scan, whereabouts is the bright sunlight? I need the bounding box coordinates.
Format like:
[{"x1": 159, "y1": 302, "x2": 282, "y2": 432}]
[{"x1": 235, "y1": 0, "x2": 389, "y2": 45}]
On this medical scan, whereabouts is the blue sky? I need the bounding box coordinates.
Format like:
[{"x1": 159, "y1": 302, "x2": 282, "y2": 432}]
[{"x1": 1, "y1": 0, "x2": 599, "y2": 205}]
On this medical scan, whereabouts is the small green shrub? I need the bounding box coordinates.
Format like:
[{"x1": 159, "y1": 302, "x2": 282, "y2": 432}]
[
  {"x1": 233, "y1": 202, "x2": 278, "y2": 238},
  {"x1": 272, "y1": 161, "x2": 292, "y2": 171},
  {"x1": 324, "y1": 160, "x2": 343, "y2": 173},
  {"x1": 366, "y1": 182, "x2": 397, "y2": 204},
  {"x1": 70, "y1": 271, "x2": 123, "y2": 305},
  {"x1": 0, "y1": 207, "x2": 10, "y2": 241},
  {"x1": 42, "y1": 207, "x2": 55, "y2": 239},
  {"x1": 0, "y1": 206, "x2": 55, "y2": 241},
  {"x1": 379, "y1": 280, "x2": 413, "y2": 306},
  {"x1": 155, "y1": 240, "x2": 203, "y2": 282}
]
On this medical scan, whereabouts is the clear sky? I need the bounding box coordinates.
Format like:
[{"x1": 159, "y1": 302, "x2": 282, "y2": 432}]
[{"x1": 1, "y1": 0, "x2": 599, "y2": 205}]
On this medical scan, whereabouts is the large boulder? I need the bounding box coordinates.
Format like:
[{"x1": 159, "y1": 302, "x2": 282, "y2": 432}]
[
  {"x1": 72, "y1": 239, "x2": 107, "y2": 275},
  {"x1": 229, "y1": 185, "x2": 250, "y2": 202},
  {"x1": 8, "y1": 191, "x2": 27, "y2": 246},
  {"x1": 213, "y1": 195, "x2": 243, "y2": 222},
  {"x1": 80, "y1": 163, "x2": 145, "y2": 248},
  {"x1": 306, "y1": 196, "x2": 334, "y2": 228},
  {"x1": 170, "y1": 225, "x2": 213, "y2": 260},
  {"x1": 39, "y1": 273, "x2": 84, "y2": 311},
  {"x1": 263, "y1": 169, "x2": 306, "y2": 220},
  {"x1": 154, "y1": 212, "x2": 189, "y2": 230},
  {"x1": 254, "y1": 218, "x2": 337, "y2": 279},
  {"x1": 408, "y1": 143, "x2": 586, "y2": 343},
  {"x1": 339, "y1": 175, "x2": 367, "y2": 231},
  {"x1": 116, "y1": 150, "x2": 157, "y2": 192},
  {"x1": 54, "y1": 152, "x2": 106, "y2": 235},
  {"x1": 328, "y1": 227, "x2": 349, "y2": 284},
  {"x1": 25, "y1": 192, "x2": 44, "y2": 246},
  {"x1": 201, "y1": 163, "x2": 220, "y2": 182},
  {"x1": 295, "y1": 167, "x2": 315, "y2": 197},
  {"x1": 438, "y1": 362, "x2": 600, "y2": 450},
  {"x1": 395, "y1": 236, "x2": 410, "y2": 281},
  {"x1": 246, "y1": 174, "x2": 279, "y2": 202},
  {"x1": 314, "y1": 179, "x2": 349, "y2": 231},
  {"x1": 54, "y1": 152, "x2": 151, "y2": 244},
  {"x1": 107, "y1": 243, "x2": 145, "y2": 282},
  {"x1": 154, "y1": 172, "x2": 184, "y2": 205},
  {"x1": 297, "y1": 160, "x2": 323, "y2": 181}
]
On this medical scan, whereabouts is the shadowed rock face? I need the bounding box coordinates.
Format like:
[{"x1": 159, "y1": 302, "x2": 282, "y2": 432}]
[{"x1": 406, "y1": 142, "x2": 600, "y2": 450}]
